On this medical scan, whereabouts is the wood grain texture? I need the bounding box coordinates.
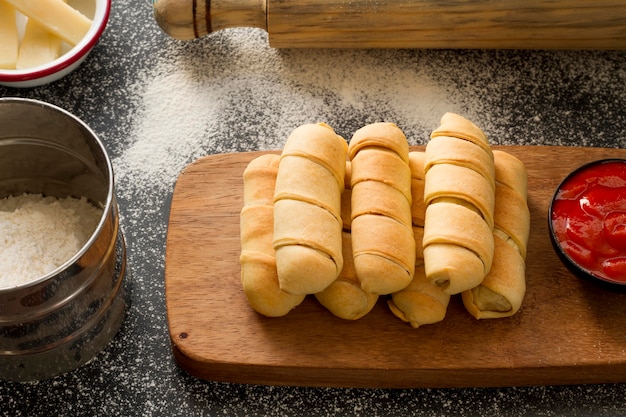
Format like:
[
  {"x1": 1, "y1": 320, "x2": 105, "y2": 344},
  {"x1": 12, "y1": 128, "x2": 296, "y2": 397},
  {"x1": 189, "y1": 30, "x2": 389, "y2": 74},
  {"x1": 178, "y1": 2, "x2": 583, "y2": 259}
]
[
  {"x1": 154, "y1": 0, "x2": 626, "y2": 48},
  {"x1": 153, "y1": 0, "x2": 266, "y2": 40},
  {"x1": 271, "y1": 0, "x2": 626, "y2": 49},
  {"x1": 269, "y1": 0, "x2": 626, "y2": 49},
  {"x1": 165, "y1": 146, "x2": 626, "y2": 388}
]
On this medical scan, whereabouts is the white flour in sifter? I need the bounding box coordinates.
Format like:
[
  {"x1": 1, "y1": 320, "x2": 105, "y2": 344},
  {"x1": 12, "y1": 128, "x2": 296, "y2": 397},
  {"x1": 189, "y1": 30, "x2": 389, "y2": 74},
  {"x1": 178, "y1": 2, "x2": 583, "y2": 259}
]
[{"x1": 0, "y1": 194, "x2": 103, "y2": 288}]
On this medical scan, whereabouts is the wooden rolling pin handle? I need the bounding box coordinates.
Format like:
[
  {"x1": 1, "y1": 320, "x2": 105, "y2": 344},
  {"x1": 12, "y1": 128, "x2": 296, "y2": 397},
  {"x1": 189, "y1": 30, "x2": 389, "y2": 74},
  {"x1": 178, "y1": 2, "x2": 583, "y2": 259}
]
[{"x1": 153, "y1": 0, "x2": 267, "y2": 41}]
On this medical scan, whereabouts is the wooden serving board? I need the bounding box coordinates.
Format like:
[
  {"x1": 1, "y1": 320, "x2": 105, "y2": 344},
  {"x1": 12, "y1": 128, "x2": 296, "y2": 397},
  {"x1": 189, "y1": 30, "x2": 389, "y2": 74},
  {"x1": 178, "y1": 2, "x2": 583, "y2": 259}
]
[{"x1": 165, "y1": 146, "x2": 626, "y2": 388}]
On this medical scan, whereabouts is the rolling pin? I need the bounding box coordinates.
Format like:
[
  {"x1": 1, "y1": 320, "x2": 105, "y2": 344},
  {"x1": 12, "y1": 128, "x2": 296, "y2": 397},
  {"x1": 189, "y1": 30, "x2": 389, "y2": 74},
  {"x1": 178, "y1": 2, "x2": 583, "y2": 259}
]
[{"x1": 153, "y1": 0, "x2": 626, "y2": 49}]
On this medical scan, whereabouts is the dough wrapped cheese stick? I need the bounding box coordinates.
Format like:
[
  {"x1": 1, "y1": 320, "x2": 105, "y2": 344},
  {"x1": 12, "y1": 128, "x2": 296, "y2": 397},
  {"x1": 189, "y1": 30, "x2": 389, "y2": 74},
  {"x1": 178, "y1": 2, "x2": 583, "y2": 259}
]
[
  {"x1": 340, "y1": 161, "x2": 353, "y2": 231},
  {"x1": 388, "y1": 152, "x2": 450, "y2": 328},
  {"x1": 491, "y1": 149, "x2": 528, "y2": 199},
  {"x1": 408, "y1": 151, "x2": 427, "y2": 227},
  {"x1": 462, "y1": 150, "x2": 530, "y2": 319},
  {"x1": 273, "y1": 123, "x2": 347, "y2": 295},
  {"x1": 17, "y1": 17, "x2": 63, "y2": 69},
  {"x1": 424, "y1": 134, "x2": 495, "y2": 188},
  {"x1": 316, "y1": 231, "x2": 379, "y2": 320},
  {"x1": 316, "y1": 162, "x2": 379, "y2": 320},
  {"x1": 389, "y1": 225, "x2": 451, "y2": 328},
  {"x1": 240, "y1": 154, "x2": 305, "y2": 317},
  {"x1": 423, "y1": 113, "x2": 495, "y2": 295},
  {"x1": 348, "y1": 123, "x2": 415, "y2": 295},
  {"x1": 389, "y1": 262, "x2": 450, "y2": 328}
]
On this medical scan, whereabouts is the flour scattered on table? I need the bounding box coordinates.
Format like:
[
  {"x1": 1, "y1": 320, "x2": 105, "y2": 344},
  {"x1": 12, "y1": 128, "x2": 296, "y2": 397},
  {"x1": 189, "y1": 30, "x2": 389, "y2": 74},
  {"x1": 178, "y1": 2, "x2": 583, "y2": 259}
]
[
  {"x1": 113, "y1": 28, "x2": 626, "y2": 201},
  {"x1": 0, "y1": 194, "x2": 103, "y2": 288},
  {"x1": 113, "y1": 29, "x2": 464, "y2": 198}
]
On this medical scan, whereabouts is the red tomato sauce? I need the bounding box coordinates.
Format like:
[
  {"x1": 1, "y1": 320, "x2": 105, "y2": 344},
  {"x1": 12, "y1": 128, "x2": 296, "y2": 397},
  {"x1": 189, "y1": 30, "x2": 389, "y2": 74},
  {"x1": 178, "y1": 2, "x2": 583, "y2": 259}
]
[{"x1": 551, "y1": 160, "x2": 626, "y2": 283}]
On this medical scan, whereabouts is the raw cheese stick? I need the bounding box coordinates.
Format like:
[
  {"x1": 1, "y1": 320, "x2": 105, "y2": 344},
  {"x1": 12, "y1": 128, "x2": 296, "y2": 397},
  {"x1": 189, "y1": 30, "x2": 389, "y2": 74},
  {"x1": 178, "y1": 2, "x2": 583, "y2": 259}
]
[
  {"x1": 17, "y1": 18, "x2": 63, "y2": 69},
  {"x1": 273, "y1": 123, "x2": 347, "y2": 295},
  {"x1": 0, "y1": 1, "x2": 19, "y2": 69},
  {"x1": 4, "y1": 0, "x2": 92, "y2": 46},
  {"x1": 462, "y1": 151, "x2": 530, "y2": 319},
  {"x1": 388, "y1": 152, "x2": 451, "y2": 328},
  {"x1": 348, "y1": 122, "x2": 415, "y2": 295},
  {"x1": 240, "y1": 154, "x2": 305, "y2": 317},
  {"x1": 422, "y1": 113, "x2": 496, "y2": 295},
  {"x1": 316, "y1": 162, "x2": 379, "y2": 320}
]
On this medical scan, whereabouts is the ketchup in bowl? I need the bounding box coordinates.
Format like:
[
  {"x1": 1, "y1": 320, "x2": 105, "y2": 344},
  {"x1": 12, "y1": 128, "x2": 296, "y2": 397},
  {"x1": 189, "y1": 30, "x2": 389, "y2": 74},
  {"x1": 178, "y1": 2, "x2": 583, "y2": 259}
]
[{"x1": 549, "y1": 159, "x2": 626, "y2": 288}]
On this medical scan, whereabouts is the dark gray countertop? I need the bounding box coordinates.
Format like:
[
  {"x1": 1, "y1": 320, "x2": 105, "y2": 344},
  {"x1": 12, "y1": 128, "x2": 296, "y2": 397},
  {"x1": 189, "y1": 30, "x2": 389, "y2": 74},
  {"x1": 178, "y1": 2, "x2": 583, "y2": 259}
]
[{"x1": 2, "y1": 1, "x2": 626, "y2": 416}]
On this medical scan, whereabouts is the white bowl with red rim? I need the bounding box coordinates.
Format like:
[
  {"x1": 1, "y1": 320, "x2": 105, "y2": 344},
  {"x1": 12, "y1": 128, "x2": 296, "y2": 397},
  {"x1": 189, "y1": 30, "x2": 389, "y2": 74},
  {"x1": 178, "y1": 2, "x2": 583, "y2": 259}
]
[{"x1": 0, "y1": 0, "x2": 110, "y2": 88}]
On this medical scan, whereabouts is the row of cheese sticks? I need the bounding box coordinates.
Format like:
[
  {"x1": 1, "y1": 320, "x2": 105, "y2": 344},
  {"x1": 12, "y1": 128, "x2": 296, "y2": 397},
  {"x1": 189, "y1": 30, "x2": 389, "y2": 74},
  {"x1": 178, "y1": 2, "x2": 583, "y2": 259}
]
[{"x1": 240, "y1": 114, "x2": 529, "y2": 327}]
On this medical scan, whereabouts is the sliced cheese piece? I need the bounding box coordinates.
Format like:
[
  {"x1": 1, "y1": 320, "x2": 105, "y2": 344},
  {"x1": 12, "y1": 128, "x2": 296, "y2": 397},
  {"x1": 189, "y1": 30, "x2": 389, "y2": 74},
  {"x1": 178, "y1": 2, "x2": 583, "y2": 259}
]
[
  {"x1": 17, "y1": 19, "x2": 63, "y2": 69},
  {"x1": 5, "y1": 0, "x2": 92, "y2": 46},
  {"x1": 0, "y1": 1, "x2": 19, "y2": 69}
]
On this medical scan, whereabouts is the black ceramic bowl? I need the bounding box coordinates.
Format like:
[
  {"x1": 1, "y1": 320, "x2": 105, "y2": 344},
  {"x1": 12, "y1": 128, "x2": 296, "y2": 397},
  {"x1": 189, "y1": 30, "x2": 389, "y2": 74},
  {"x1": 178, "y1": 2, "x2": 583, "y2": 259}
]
[{"x1": 548, "y1": 159, "x2": 626, "y2": 291}]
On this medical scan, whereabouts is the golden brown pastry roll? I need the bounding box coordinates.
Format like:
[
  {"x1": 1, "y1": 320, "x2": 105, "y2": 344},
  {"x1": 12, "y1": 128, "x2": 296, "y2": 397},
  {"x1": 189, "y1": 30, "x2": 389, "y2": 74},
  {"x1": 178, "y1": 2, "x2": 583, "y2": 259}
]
[
  {"x1": 408, "y1": 151, "x2": 427, "y2": 227},
  {"x1": 462, "y1": 151, "x2": 529, "y2": 319},
  {"x1": 430, "y1": 112, "x2": 492, "y2": 156},
  {"x1": 424, "y1": 135, "x2": 495, "y2": 188},
  {"x1": 422, "y1": 201, "x2": 495, "y2": 294},
  {"x1": 350, "y1": 213, "x2": 415, "y2": 294},
  {"x1": 274, "y1": 155, "x2": 342, "y2": 219},
  {"x1": 388, "y1": 151, "x2": 450, "y2": 328},
  {"x1": 315, "y1": 232, "x2": 379, "y2": 320},
  {"x1": 348, "y1": 122, "x2": 410, "y2": 164},
  {"x1": 413, "y1": 225, "x2": 424, "y2": 259},
  {"x1": 351, "y1": 180, "x2": 412, "y2": 226},
  {"x1": 282, "y1": 123, "x2": 347, "y2": 190},
  {"x1": 388, "y1": 227, "x2": 451, "y2": 328},
  {"x1": 408, "y1": 151, "x2": 426, "y2": 181},
  {"x1": 348, "y1": 123, "x2": 414, "y2": 295},
  {"x1": 340, "y1": 162, "x2": 353, "y2": 230},
  {"x1": 423, "y1": 163, "x2": 495, "y2": 229},
  {"x1": 388, "y1": 262, "x2": 450, "y2": 328},
  {"x1": 462, "y1": 236, "x2": 526, "y2": 319},
  {"x1": 492, "y1": 183, "x2": 530, "y2": 258},
  {"x1": 316, "y1": 161, "x2": 379, "y2": 319},
  {"x1": 492, "y1": 150, "x2": 529, "y2": 259},
  {"x1": 422, "y1": 113, "x2": 495, "y2": 295},
  {"x1": 350, "y1": 147, "x2": 412, "y2": 201},
  {"x1": 242, "y1": 153, "x2": 281, "y2": 206},
  {"x1": 240, "y1": 154, "x2": 305, "y2": 317},
  {"x1": 240, "y1": 204, "x2": 275, "y2": 255},
  {"x1": 273, "y1": 123, "x2": 347, "y2": 295},
  {"x1": 493, "y1": 149, "x2": 528, "y2": 199}
]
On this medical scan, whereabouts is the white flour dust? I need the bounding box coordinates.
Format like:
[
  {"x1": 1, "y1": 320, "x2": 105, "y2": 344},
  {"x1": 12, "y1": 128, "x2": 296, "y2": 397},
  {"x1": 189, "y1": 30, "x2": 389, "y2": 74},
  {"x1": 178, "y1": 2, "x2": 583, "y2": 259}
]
[
  {"x1": 0, "y1": 194, "x2": 102, "y2": 288},
  {"x1": 113, "y1": 29, "x2": 467, "y2": 199}
]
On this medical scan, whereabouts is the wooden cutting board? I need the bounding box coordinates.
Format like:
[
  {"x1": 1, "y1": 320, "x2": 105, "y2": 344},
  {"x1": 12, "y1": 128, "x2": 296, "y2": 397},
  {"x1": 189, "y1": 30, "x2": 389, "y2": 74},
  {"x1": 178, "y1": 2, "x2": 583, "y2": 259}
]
[{"x1": 165, "y1": 146, "x2": 626, "y2": 388}]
